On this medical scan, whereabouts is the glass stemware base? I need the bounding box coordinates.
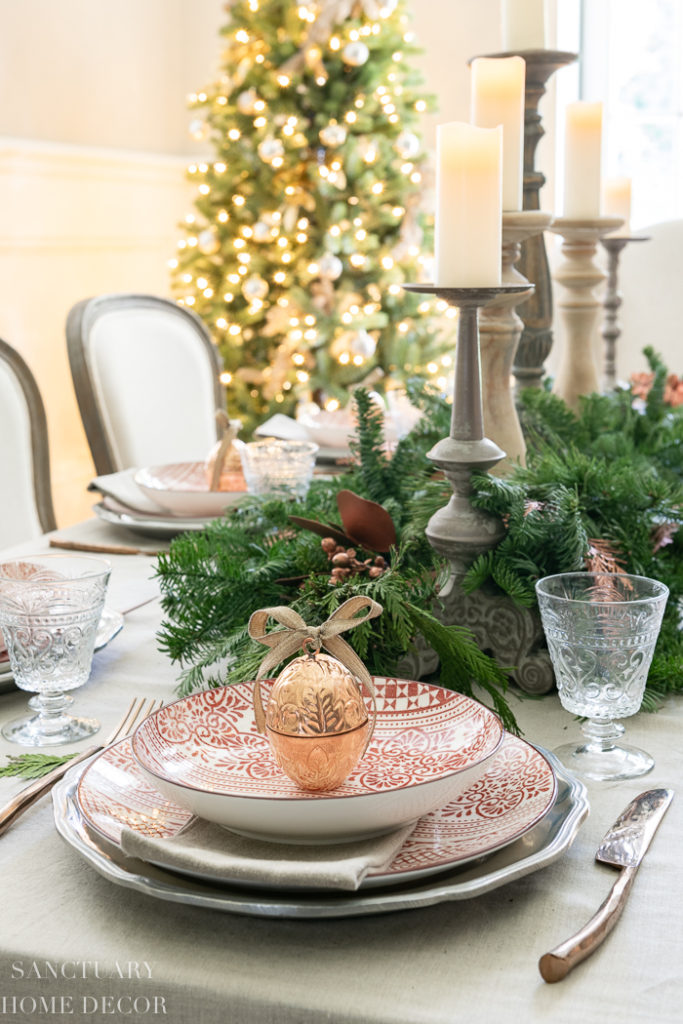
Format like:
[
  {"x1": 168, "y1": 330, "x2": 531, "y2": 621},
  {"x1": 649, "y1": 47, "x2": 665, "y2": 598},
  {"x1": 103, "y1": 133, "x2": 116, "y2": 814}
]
[
  {"x1": 554, "y1": 717, "x2": 654, "y2": 782},
  {"x1": 1, "y1": 692, "x2": 100, "y2": 747}
]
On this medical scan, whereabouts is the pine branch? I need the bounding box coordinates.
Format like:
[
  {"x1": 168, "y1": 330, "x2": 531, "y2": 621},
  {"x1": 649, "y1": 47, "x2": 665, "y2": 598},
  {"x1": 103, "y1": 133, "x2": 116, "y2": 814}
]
[
  {"x1": 405, "y1": 604, "x2": 519, "y2": 734},
  {"x1": 0, "y1": 753, "x2": 76, "y2": 780}
]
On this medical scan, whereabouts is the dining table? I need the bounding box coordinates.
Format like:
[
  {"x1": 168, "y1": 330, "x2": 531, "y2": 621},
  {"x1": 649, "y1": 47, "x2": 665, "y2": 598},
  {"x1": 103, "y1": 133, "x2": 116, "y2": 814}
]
[{"x1": 0, "y1": 516, "x2": 681, "y2": 1024}]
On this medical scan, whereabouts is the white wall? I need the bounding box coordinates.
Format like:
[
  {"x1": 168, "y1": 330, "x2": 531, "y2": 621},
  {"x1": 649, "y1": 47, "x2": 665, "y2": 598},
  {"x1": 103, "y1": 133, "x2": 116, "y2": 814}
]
[
  {"x1": 0, "y1": 0, "x2": 226, "y2": 526},
  {"x1": 0, "y1": 142, "x2": 191, "y2": 525}
]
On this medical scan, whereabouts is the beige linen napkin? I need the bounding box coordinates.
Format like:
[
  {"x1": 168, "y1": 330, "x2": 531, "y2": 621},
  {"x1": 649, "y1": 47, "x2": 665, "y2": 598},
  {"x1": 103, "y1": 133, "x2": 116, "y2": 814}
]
[
  {"x1": 88, "y1": 469, "x2": 169, "y2": 516},
  {"x1": 253, "y1": 413, "x2": 310, "y2": 441},
  {"x1": 120, "y1": 817, "x2": 417, "y2": 891}
]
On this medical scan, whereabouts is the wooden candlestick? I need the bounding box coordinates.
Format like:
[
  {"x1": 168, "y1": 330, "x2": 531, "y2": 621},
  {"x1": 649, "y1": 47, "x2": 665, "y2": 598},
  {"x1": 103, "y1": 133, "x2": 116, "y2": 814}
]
[
  {"x1": 549, "y1": 216, "x2": 623, "y2": 410},
  {"x1": 480, "y1": 210, "x2": 552, "y2": 473},
  {"x1": 600, "y1": 235, "x2": 650, "y2": 391},
  {"x1": 469, "y1": 49, "x2": 578, "y2": 392},
  {"x1": 399, "y1": 282, "x2": 555, "y2": 694}
]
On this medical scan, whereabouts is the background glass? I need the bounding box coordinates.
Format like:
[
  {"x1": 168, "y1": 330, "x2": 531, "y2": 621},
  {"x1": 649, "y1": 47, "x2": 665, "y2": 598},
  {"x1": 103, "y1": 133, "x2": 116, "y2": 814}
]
[
  {"x1": 239, "y1": 439, "x2": 319, "y2": 501},
  {"x1": 536, "y1": 571, "x2": 668, "y2": 781},
  {"x1": 0, "y1": 555, "x2": 111, "y2": 746}
]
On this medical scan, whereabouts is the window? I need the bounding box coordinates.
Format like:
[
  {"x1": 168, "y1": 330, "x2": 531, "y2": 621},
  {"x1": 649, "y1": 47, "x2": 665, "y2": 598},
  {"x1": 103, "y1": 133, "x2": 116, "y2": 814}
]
[{"x1": 580, "y1": 0, "x2": 683, "y2": 227}]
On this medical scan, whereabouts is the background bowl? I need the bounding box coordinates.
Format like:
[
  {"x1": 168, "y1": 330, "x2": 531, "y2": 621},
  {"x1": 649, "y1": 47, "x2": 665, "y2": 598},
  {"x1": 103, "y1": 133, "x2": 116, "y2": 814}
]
[
  {"x1": 134, "y1": 462, "x2": 245, "y2": 517},
  {"x1": 131, "y1": 678, "x2": 504, "y2": 844}
]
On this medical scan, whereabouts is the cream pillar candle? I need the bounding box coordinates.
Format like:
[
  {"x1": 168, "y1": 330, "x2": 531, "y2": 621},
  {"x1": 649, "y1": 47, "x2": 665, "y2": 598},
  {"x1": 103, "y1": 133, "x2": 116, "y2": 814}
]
[
  {"x1": 434, "y1": 121, "x2": 503, "y2": 286},
  {"x1": 603, "y1": 176, "x2": 631, "y2": 234},
  {"x1": 563, "y1": 101, "x2": 603, "y2": 218},
  {"x1": 502, "y1": 0, "x2": 546, "y2": 51},
  {"x1": 471, "y1": 56, "x2": 525, "y2": 211}
]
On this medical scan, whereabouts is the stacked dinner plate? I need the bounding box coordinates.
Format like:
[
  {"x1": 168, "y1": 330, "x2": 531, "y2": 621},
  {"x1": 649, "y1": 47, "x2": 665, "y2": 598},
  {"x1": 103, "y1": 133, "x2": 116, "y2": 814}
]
[
  {"x1": 52, "y1": 678, "x2": 589, "y2": 918},
  {"x1": 91, "y1": 464, "x2": 247, "y2": 539}
]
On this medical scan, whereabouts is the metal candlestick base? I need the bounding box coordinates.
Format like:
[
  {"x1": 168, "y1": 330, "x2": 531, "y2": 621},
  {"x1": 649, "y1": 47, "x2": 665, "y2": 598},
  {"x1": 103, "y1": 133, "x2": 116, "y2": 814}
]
[
  {"x1": 549, "y1": 216, "x2": 623, "y2": 411},
  {"x1": 600, "y1": 234, "x2": 650, "y2": 391},
  {"x1": 476, "y1": 49, "x2": 578, "y2": 394},
  {"x1": 400, "y1": 282, "x2": 555, "y2": 694},
  {"x1": 480, "y1": 210, "x2": 553, "y2": 473}
]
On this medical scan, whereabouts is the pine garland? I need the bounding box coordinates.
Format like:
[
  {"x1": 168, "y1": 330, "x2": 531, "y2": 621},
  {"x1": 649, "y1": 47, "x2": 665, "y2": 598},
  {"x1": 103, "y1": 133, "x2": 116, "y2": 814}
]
[
  {"x1": 464, "y1": 349, "x2": 683, "y2": 707},
  {"x1": 156, "y1": 350, "x2": 683, "y2": 724}
]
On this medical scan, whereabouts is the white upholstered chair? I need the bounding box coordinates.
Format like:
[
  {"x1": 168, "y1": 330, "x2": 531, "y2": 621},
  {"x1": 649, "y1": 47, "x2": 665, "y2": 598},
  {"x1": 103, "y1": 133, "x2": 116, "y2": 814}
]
[
  {"x1": 616, "y1": 220, "x2": 683, "y2": 378},
  {"x1": 66, "y1": 294, "x2": 225, "y2": 475},
  {"x1": 0, "y1": 339, "x2": 57, "y2": 546}
]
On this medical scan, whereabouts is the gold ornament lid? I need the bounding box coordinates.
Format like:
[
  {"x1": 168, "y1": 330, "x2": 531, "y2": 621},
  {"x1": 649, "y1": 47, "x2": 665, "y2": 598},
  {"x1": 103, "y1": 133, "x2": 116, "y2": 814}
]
[
  {"x1": 248, "y1": 597, "x2": 382, "y2": 737},
  {"x1": 265, "y1": 650, "x2": 369, "y2": 737}
]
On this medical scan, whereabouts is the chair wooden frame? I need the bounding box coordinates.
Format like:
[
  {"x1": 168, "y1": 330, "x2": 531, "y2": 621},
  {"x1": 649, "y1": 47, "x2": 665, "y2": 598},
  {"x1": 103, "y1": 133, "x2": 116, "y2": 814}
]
[
  {"x1": 0, "y1": 338, "x2": 57, "y2": 534},
  {"x1": 66, "y1": 293, "x2": 225, "y2": 476}
]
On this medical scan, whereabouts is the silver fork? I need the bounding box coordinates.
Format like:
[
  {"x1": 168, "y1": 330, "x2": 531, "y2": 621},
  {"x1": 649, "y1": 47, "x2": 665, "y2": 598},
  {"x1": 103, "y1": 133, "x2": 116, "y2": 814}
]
[{"x1": 0, "y1": 696, "x2": 162, "y2": 836}]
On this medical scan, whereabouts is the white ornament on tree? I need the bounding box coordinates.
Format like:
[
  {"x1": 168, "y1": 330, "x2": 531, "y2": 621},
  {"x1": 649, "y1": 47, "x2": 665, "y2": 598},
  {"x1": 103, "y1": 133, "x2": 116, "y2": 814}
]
[
  {"x1": 236, "y1": 88, "x2": 259, "y2": 114},
  {"x1": 198, "y1": 228, "x2": 220, "y2": 254},
  {"x1": 331, "y1": 329, "x2": 376, "y2": 360},
  {"x1": 349, "y1": 329, "x2": 377, "y2": 358},
  {"x1": 318, "y1": 253, "x2": 343, "y2": 280},
  {"x1": 252, "y1": 221, "x2": 272, "y2": 243},
  {"x1": 319, "y1": 123, "x2": 347, "y2": 148},
  {"x1": 257, "y1": 137, "x2": 285, "y2": 163},
  {"x1": 395, "y1": 131, "x2": 420, "y2": 160},
  {"x1": 342, "y1": 41, "x2": 370, "y2": 67},
  {"x1": 242, "y1": 275, "x2": 269, "y2": 301}
]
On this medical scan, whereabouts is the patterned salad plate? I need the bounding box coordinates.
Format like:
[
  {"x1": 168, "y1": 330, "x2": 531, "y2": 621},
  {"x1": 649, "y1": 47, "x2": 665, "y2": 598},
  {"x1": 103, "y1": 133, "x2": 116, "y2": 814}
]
[
  {"x1": 53, "y1": 742, "x2": 587, "y2": 918},
  {"x1": 134, "y1": 462, "x2": 246, "y2": 518},
  {"x1": 131, "y1": 680, "x2": 505, "y2": 843}
]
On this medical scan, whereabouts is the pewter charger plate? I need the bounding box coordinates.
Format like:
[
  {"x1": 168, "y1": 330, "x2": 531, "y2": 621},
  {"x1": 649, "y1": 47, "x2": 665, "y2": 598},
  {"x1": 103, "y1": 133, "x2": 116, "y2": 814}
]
[
  {"x1": 52, "y1": 751, "x2": 588, "y2": 919},
  {"x1": 93, "y1": 501, "x2": 213, "y2": 540}
]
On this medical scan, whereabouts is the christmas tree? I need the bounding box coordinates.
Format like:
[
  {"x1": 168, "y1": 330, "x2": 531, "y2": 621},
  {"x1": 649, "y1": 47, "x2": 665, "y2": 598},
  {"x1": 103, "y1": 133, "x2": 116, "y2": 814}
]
[{"x1": 170, "y1": 0, "x2": 453, "y2": 431}]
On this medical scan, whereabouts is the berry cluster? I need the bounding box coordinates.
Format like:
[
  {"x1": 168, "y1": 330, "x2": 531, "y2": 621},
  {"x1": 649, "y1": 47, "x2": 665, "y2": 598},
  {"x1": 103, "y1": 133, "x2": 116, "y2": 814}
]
[{"x1": 321, "y1": 538, "x2": 387, "y2": 586}]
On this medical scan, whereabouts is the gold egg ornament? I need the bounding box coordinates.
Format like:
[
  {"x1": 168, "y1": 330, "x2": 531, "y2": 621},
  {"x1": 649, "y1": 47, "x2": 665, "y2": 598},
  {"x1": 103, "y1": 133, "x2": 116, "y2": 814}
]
[{"x1": 248, "y1": 598, "x2": 382, "y2": 792}]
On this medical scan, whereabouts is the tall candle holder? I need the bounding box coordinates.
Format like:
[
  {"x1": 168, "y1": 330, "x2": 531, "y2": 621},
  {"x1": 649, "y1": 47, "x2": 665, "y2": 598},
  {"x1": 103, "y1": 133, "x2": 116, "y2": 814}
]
[
  {"x1": 600, "y1": 234, "x2": 650, "y2": 391},
  {"x1": 549, "y1": 216, "x2": 622, "y2": 410},
  {"x1": 485, "y1": 49, "x2": 578, "y2": 395},
  {"x1": 480, "y1": 210, "x2": 552, "y2": 473},
  {"x1": 398, "y1": 282, "x2": 555, "y2": 695}
]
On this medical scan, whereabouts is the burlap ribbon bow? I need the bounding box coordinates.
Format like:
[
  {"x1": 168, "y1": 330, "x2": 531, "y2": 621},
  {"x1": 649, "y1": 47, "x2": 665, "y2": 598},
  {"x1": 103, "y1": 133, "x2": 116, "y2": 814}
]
[{"x1": 248, "y1": 596, "x2": 382, "y2": 734}]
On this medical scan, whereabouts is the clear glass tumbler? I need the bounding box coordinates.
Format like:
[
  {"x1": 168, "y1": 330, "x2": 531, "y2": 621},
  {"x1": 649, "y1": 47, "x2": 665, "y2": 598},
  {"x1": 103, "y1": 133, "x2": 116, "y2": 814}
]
[
  {"x1": 536, "y1": 572, "x2": 668, "y2": 781},
  {"x1": 240, "y1": 439, "x2": 319, "y2": 500},
  {"x1": 0, "y1": 555, "x2": 111, "y2": 746}
]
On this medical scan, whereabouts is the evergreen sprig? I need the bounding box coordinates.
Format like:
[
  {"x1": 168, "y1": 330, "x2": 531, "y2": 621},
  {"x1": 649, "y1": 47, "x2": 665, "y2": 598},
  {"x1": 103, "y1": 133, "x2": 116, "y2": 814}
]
[{"x1": 0, "y1": 753, "x2": 76, "y2": 780}]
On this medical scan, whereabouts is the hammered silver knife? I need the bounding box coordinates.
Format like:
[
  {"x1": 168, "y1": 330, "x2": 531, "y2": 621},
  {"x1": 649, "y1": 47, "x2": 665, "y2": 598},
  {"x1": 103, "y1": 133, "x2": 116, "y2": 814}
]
[{"x1": 539, "y1": 787, "x2": 674, "y2": 983}]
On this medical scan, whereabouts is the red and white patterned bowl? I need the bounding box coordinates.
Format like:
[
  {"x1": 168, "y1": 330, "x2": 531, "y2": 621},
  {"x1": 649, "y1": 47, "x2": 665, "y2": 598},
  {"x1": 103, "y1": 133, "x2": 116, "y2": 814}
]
[{"x1": 131, "y1": 678, "x2": 504, "y2": 843}]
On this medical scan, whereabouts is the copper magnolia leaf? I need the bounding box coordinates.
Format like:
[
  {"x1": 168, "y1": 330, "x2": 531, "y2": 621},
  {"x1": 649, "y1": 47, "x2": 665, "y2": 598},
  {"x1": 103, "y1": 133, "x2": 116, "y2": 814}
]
[
  {"x1": 337, "y1": 490, "x2": 397, "y2": 553},
  {"x1": 288, "y1": 515, "x2": 354, "y2": 548}
]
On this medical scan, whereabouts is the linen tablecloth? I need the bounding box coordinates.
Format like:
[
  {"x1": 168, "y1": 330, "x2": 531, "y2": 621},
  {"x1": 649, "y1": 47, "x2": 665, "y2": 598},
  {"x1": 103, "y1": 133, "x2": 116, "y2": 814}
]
[{"x1": 0, "y1": 522, "x2": 681, "y2": 1024}]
